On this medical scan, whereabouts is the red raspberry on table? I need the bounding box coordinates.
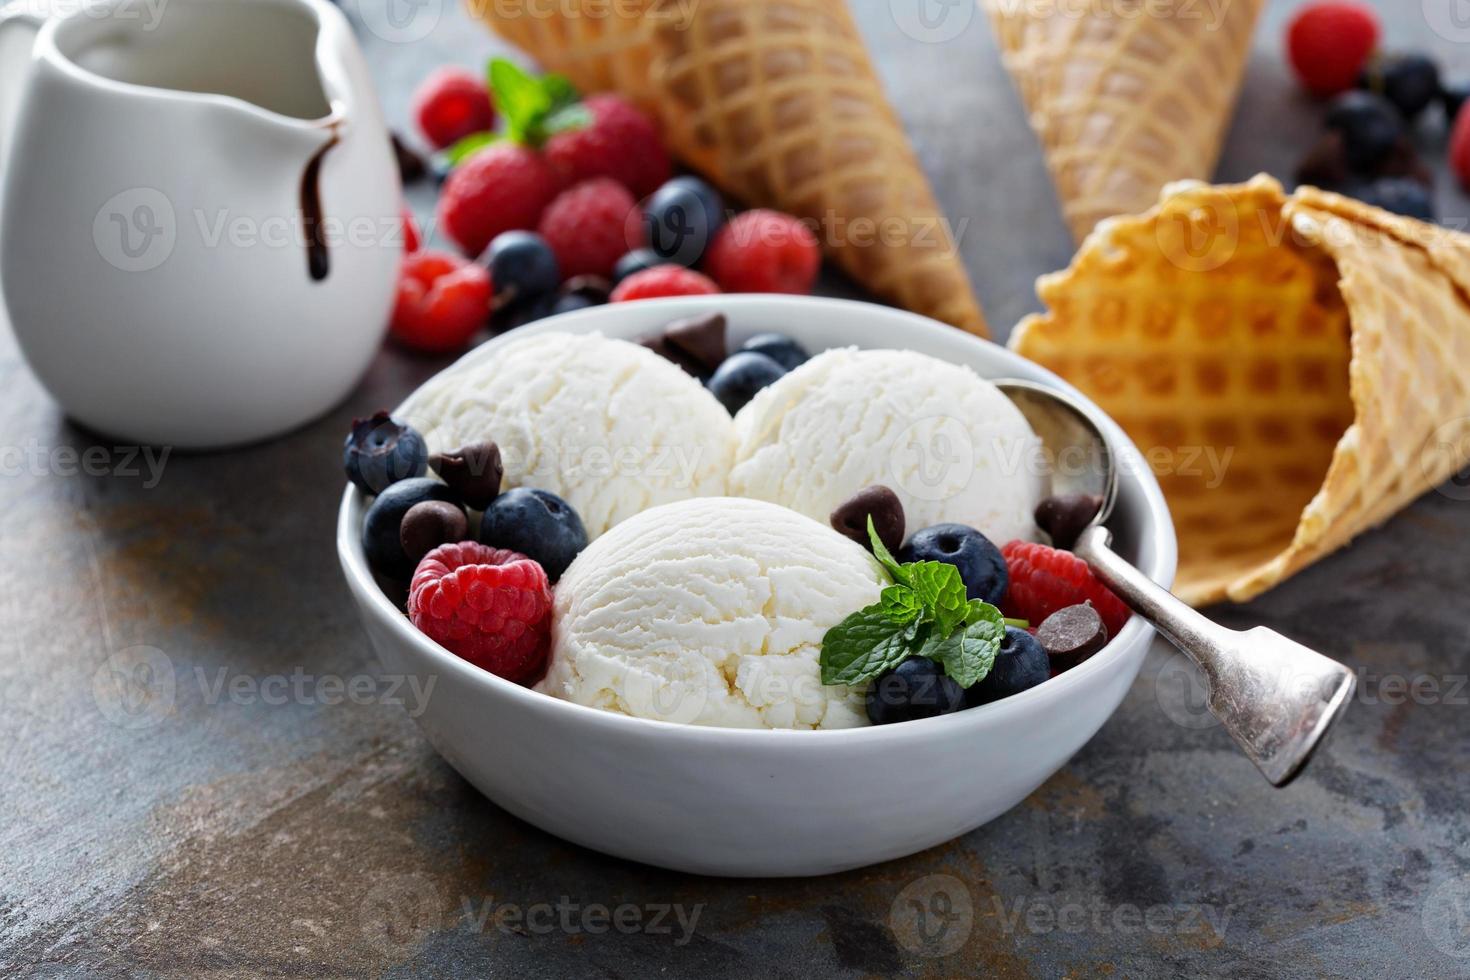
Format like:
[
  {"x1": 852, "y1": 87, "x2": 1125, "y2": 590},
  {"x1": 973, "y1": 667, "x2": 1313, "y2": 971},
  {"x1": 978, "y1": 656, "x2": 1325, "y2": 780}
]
[
  {"x1": 391, "y1": 250, "x2": 491, "y2": 353},
  {"x1": 610, "y1": 266, "x2": 720, "y2": 302},
  {"x1": 400, "y1": 206, "x2": 421, "y2": 253},
  {"x1": 538, "y1": 177, "x2": 642, "y2": 279},
  {"x1": 1001, "y1": 541, "x2": 1131, "y2": 639},
  {"x1": 543, "y1": 94, "x2": 671, "y2": 198},
  {"x1": 1286, "y1": 2, "x2": 1380, "y2": 97},
  {"x1": 704, "y1": 209, "x2": 821, "y2": 294},
  {"x1": 408, "y1": 541, "x2": 552, "y2": 682},
  {"x1": 438, "y1": 143, "x2": 561, "y2": 258},
  {"x1": 412, "y1": 66, "x2": 496, "y2": 150}
]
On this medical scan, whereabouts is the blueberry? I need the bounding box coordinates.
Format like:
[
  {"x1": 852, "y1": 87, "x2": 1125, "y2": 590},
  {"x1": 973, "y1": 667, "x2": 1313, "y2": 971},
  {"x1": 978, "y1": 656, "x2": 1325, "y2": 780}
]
[
  {"x1": 1361, "y1": 52, "x2": 1441, "y2": 121},
  {"x1": 551, "y1": 275, "x2": 610, "y2": 316},
  {"x1": 740, "y1": 332, "x2": 809, "y2": 371},
  {"x1": 1442, "y1": 80, "x2": 1470, "y2": 122},
  {"x1": 480, "y1": 487, "x2": 587, "y2": 582},
  {"x1": 1351, "y1": 177, "x2": 1435, "y2": 221},
  {"x1": 866, "y1": 656, "x2": 965, "y2": 725},
  {"x1": 612, "y1": 247, "x2": 669, "y2": 285},
  {"x1": 343, "y1": 411, "x2": 427, "y2": 495},
  {"x1": 706, "y1": 351, "x2": 786, "y2": 414},
  {"x1": 644, "y1": 176, "x2": 724, "y2": 266},
  {"x1": 898, "y1": 524, "x2": 1008, "y2": 607},
  {"x1": 484, "y1": 231, "x2": 559, "y2": 302},
  {"x1": 964, "y1": 627, "x2": 1050, "y2": 707},
  {"x1": 363, "y1": 478, "x2": 462, "y2": 580},
  {"x1": 492, "y1": 291, "x2": 557, "y2": 333},
  {"x1": 1325, "y1": 92, "x2": 1404, "y2": 172}
]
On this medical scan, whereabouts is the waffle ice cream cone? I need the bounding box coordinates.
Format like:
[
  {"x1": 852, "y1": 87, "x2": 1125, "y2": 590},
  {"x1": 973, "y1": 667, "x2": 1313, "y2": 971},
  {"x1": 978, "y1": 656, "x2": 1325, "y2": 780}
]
[
  {"x1": 981, "y1": 0, "x2": 1264, "y2": 242},
  {"x1": 1010, "y1": 175, "x2": 1470, "y2": 605},
  {"x1": 468, "y1": 0, "x2": 986, "y2": 335}
]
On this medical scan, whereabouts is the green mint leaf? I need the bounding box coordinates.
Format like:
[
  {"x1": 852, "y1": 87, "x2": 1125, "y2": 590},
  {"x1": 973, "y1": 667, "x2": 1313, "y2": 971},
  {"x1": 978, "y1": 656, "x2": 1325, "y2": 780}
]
[
  {"x1": 867, "y1": 515, "x2": 909, "y2": 585},
  {"x1": 879, "y1": 585, "x2": 922, "y2": 623},
  {"x1": 444, "y1": 131, "x2": 498, "y2": 165},
  {"x1": 907, "y1": 561, "x2": 969, "y2": 634},
  {"x1": 820, "y1": 605, "x2": 920, "y2": 686},
  {"x1": 541, "y1": 73, "x2": 581, "y2": 113},
  {"x1": 539, "y1": 103, "x2": 593, "y2": 139},
  {"x1": 942, "y1": 603, "x2": 1005, "y2": 688},
  {"x1": 488, "y1": 58, "x2": 542, "y2": 143},
  {"x1": 1004, "y1": 617, "x2": 1029, "y2": 629}
]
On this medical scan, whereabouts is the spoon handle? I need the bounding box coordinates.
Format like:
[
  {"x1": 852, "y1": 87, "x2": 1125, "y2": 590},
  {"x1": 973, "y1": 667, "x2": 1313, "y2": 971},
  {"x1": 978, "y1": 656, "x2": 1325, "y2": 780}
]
[{"x1": 1072, "y1": 526, "x2": 1356, "y2": 787}]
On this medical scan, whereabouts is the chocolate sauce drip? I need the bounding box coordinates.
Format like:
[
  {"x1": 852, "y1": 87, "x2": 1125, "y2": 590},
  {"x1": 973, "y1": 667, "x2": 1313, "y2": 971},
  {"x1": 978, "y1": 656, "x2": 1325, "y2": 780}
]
[{"x1": 300, "y1": 135, "x2": 339, "y2": 282}]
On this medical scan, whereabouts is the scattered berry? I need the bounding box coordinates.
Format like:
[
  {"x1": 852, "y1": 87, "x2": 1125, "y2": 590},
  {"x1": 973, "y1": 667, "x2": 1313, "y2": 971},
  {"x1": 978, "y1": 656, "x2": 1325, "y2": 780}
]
[
  {"x1": 391, "y1": 132, "x2": 427, "y2": 184},
  {"x1": 740, "y1": 332, "x2": 809, "y2": 371},
  {"x1": 401, "y1": 207, "x2": 421, "y2": 253},
  {"x1": 343, "y1": 412, "x2": 428, "y2": 495},
  {"x1": 1296, "y1": 131, "x2": 1351, "y2": 189},
  {"x1": 705, "y1": 210, "x2": 821, "y2": 294},
  {"x1": 543, "y1": 94, "x2": 671, "y2": 198},
  {"x1": 1002, "y1": 541, "x2": 1131, "y2": 638},
  {"x1": 1325, "y1": 91, "x2": 1403, "y2": 172},
  {"x1": 1452, "y1": 102, "x2": 1470, "y2": 191},
  {"x1": 1351, "y1": 176, "x2": 1435, "y2": 220},
  {"x1": 706, "y1": 350, "x2": 786, "y2": 414},
  {"x1": 1286, "y1": 2, "x2": 1380, "y2": 97},
  {"x1": 644, "y1": 176, "x2": 725, "y2": 266},
  {"x1": 400, "y1": 499, "x2": 471, "y2": 568},
  {"x1": 610, "y1": 266, "x2": 720, "y2": 302},
  {"x1": 612, "y1": 247, "x2": 670, "y2": 285},
  {"x1": 412, "y1": 66, "x2": 495, "y2": 150},
  {"x1": 551, "y1": 275, "x2": 612, "y2": 315},
  {"x1": 438, "y1": 143, "x2": 560, "y2": 258},
  {"x1": 1360, "y1": 52, "x2": 1441, "y2": 121},
  {"x1": 408, "y1": 541, "x2": 552, "y2": 682},
  {"x1": 964, "y1": 627, "x2": 1050, "y2": 707},
  {"x1": 900, "y1": 524, "x2": 1008, "y2": 607},
  {"x1": 363, "y1": 478, "x2": 463, "y2": 579},
  {"x1": 866, "y1": 656, "x2": 964, "y2": 725},
  {"x1": 484, "y1": 230, "x2": 560, "y2": 307},
  {"x1": 480, "y1": 487, "x2": 588, "y2": 582},
  {"x1": 1034, "y1": 602, "x2": 1109, "y2": 672},
  {"x1": 830, "y1": 485, "x2": 905, "y2": 555},
  {"x1": 1033, "y1": 493, "x2": 1103, "y2": 551},
  {"x1": 537, "y1": 178, "x2": 641, "y2": 279},
  {"x1": 429, "y1": 441, "x2": 503, "y2": 509},
  {"x1": 391, "y1": 250, "x2": 491, "y2": 352}
]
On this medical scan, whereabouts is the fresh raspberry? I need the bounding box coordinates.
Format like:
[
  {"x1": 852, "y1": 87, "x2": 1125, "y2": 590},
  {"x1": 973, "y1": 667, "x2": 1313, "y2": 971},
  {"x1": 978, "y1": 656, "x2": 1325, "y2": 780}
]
[
  {"x1": 390, "y1": 250, "x2": 492, "y2": 353},
  {"x1": 609, "y1": 266, "x2": 720, "y2": 302},
  {"x1": 543, "y1": 94, "x2": 671, "y2": 198},
  {"x1": 538, "y1": 178, "x2": 642, "y2": 279},
  {"x1": 401, "y1": 206, "x2": 421, "y2": 253},
  {"x1": 1001, "y1": 541, "x2": 1130, "y2": 639},
  {"x1": 437, "y1": 143, "x2": 561, "y2": 258},
  {"x1": 1286, "y1": 3, "x2": 1380, "y2": 97},
  {"x1": 408, "y1": 541, "x2": 552, "y2": 682},
  {"x1": 704, "y1": 209, "x2": 821, "y2": 294},
  {"x1": 412, "y1": 66, "x2": 496, "y2": 150},
  {"x1": 1452, "y1": 102, "x2": 1470, "y2": 192}
]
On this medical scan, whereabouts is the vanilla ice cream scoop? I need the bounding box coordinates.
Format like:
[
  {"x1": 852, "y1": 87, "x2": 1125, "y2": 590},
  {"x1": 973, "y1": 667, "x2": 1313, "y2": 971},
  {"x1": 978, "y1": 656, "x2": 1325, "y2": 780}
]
[
  {"x1": 539, "y1": 497, "x2": 885, "y2": 729},
  {"x1": 400, "y1": 333, "x2": 735, "y2": 537},
  {"x1": 730, "y1": 348, "x2": 1045, "y2": 546}
]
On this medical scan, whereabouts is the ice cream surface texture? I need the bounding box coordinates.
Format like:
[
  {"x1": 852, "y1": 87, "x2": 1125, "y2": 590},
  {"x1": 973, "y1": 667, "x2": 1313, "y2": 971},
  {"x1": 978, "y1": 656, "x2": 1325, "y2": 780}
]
[
  {"x1": 539, "y1": 497, "x2": 885, "y2": 729},
  {"x1": 730, "y1": 349, "x2": 1045, "y2": 546},
  {"x1": 400, "y1": 332, "x2": 735, "y2": 537}
]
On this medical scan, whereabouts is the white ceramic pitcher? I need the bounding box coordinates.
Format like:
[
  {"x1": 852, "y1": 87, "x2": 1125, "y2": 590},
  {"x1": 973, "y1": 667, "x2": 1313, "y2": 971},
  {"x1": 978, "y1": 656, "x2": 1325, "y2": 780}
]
[{"x1": 0, "y1": 0, "x2": 400, "y2": 448}]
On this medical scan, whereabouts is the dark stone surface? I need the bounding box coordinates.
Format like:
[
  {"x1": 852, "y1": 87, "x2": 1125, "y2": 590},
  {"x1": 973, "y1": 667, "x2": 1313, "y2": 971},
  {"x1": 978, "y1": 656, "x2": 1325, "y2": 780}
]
[{"x1": 4, "y1": 1, "x2": 1470, "y2": 976}]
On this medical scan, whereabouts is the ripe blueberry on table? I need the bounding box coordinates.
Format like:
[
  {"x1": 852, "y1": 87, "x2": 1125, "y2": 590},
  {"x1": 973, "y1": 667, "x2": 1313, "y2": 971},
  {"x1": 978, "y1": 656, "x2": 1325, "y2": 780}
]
[
  {"x1": 964, "y1": 627, "x2": 1050, "y2": 707},
  {"x1": 343, "y1": 412, "x2": 427, "y2": 495},
  {"x1": 739, "y1": 332, "x2": 809, "y2": 372},
  {"x1": 480, "y1": 487, "x2": 588, "y2": 582},
  {"x1": 364, "y1": 478, "x2": 464, "y2": 579},
  {"x1": 644, "y1": 176, "x2": 725, "y2": 267},
  {"x1": 707, "y1": 351, "x2": 786, "y2": 414},
  {"x1": 484, "y1": 230, "x2": 560, "y2": 305},
  {"x1": 866, "y1": 656, "x2": 965, "y2": 725},
  {"x1": 899, "y1": 524, "x2": 1008, "y2": 607}
]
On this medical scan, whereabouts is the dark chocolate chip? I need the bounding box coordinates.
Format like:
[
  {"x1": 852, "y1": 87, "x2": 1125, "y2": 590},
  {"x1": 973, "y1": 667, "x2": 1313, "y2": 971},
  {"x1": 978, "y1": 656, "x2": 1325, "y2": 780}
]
[
  {"x1": 429, "y1": 441, "x2": 503, "y2": 510},
  {"x1": 400, "y1": 500, "x2": 470, "y2": 568},
  {"x1": 391, "y1": 131, "x2": 427, "y2": 184},
  {"x1": 831, "y1": 485, "x2": 905, "y2": 555},
  {"x1": 640, "y1": 312, "x2": 727, "y2": 378},
  {"x1": 1034, "y1": 492, "x2": 1103, "y2": 550},
  {"x1": 1035, "y1": 602, "x2": 1109, "y2": 671}
]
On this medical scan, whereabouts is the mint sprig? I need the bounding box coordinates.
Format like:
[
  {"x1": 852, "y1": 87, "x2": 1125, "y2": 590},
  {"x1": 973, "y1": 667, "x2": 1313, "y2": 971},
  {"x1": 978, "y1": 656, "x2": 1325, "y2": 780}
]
[
  {"x1": 819, "y1": 517, "x2": 1011, "y2": 689},
  {"x1": 488, "y1": 58, "x2": 587, "y2": 146}
]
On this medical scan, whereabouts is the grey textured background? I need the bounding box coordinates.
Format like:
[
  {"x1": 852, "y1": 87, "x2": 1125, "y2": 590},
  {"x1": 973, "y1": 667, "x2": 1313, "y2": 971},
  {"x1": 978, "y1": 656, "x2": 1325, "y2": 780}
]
[{"x1": 4, "y1": 0, "x2": 1470, "y2": 976}]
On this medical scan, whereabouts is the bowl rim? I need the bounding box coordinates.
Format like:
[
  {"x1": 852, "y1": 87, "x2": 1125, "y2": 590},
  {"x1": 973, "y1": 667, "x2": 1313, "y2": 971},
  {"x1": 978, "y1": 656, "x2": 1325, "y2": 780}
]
[{"x1": 337, "y1": 294, "x2": 1178, "y2": 742}]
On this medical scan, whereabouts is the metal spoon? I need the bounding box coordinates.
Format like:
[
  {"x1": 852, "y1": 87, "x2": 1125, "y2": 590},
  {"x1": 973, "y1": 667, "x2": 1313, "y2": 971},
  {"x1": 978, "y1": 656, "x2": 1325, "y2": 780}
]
[{"x1": 995, "y1": 379, "x2": 1356, "y2": 787}]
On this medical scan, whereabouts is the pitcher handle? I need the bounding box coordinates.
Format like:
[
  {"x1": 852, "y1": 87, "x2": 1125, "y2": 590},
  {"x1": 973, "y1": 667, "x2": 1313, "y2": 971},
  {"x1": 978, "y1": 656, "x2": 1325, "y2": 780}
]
[{"x1": 0, "y1": 2, "x2": 45, "y2": 169}]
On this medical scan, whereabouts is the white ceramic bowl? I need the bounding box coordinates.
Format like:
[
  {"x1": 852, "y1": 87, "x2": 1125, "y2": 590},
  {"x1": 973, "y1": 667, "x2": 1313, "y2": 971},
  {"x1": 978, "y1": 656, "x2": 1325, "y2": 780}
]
[{"x1": 337, "y1": 295, "x2": 1177, "y2": 877}]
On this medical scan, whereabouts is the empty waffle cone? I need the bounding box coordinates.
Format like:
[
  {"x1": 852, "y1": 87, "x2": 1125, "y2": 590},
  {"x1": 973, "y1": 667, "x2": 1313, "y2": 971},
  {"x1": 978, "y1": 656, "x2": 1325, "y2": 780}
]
[
  {"x1": 981, "y1": 0, "x2": 1264, "y2": 242},
  {"x1": 1010, "y1": 175, "x2": 1470, "y2": 605},
  {"x1": 468, "y1": 0, "x2": 987, "y2": 335}
]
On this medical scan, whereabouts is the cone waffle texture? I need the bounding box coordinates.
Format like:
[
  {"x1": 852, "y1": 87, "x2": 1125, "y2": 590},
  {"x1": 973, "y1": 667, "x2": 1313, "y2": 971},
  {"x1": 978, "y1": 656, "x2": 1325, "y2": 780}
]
[
  {"x1": 1010, "y1": 175, "x2": 1470, "y2": 605},
  {"x1": 981, "y1": 0, "x2": 1264, "y2": 242},
  {"x1": 468, "y1": 0, "x2": 987, "y2": 335}
]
